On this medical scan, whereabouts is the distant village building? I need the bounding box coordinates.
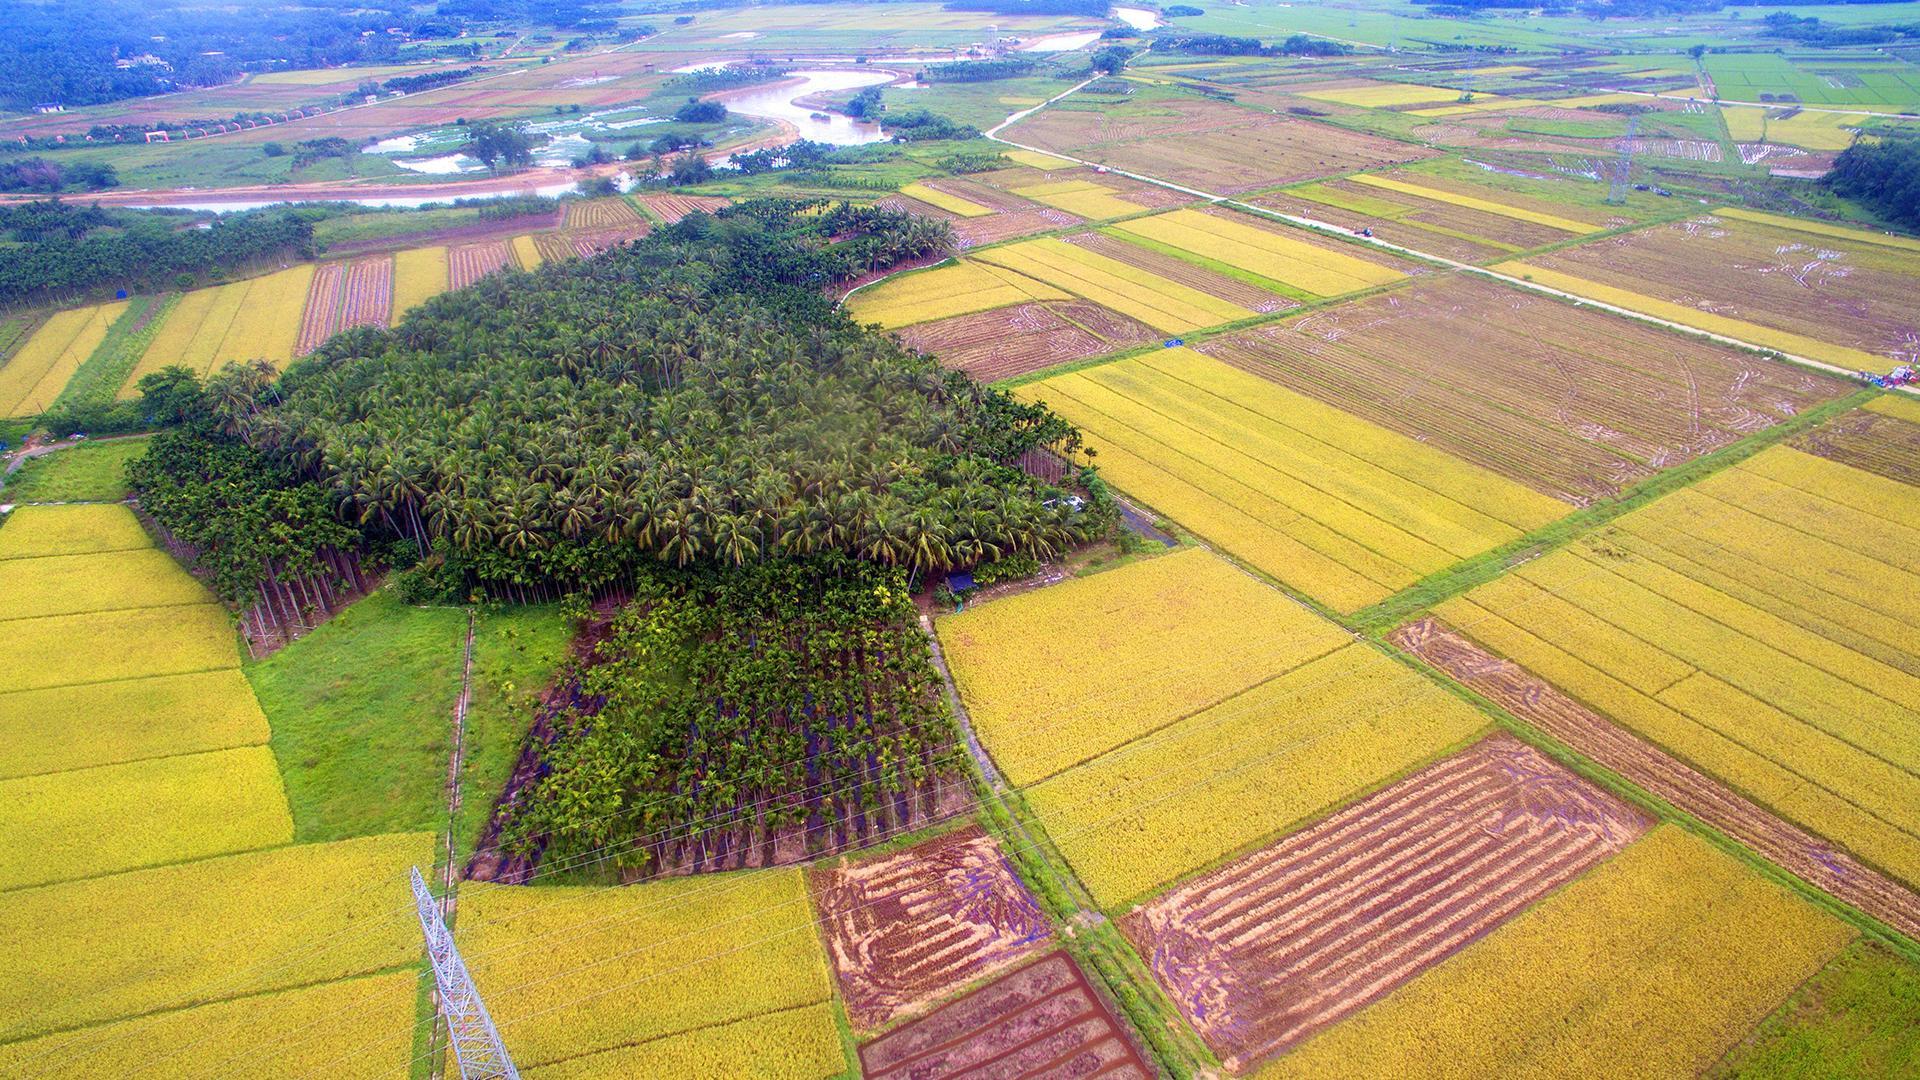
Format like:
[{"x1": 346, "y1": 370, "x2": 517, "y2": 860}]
[{"x1": 32, "y1": 103, "x2": 64, "y2": 114}]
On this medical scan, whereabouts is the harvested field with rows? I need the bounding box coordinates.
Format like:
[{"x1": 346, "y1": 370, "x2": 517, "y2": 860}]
[
  {"x1": 1437, "y1": 446, "x2": 1920, "y2": 887},
  {"x1": 1259, "y1": 174, "x2": 1596, "y2": 263},
  {"x1": 449, "y1": 239, "x2": 517, "y2": 289},
  {"x1": 563, "y1": 196, "x2": 645, "y2": 230},
  {"x1": 811, "y1": 825, "x2": 1052, "y2": 1032},
  {"x1": 1199, "y1": 274, "x2": 1851, "y2": 503},
  {"x1": 1262, "y1": 827, "x2": 1854, "y2": 1078},
  {"x1": 858, "y1": 950, "x2": 1150, "y2": 1080},
  {"x1": 1505, "y1": 210, "x2": 1920, "y2": 370},
  {"x1": 894, "y1": 300, "x2": 1154, "y2": 382},
  {"x1": 1124, "y1": 734, "x2": 1648, "y2": 1071},
  {"x1": 1793, "y1": 394, "x2": 1920, "y2": 486},
  {"x1": 295, "y1": 256, "x2": 394, "y2": 356},
  {"x1": 971, "y1": 238, "x2": 1256, "y2": 335},
  {"x1": 1063, "y1": 231, "x2": 1295, "y2": 313},
  {"x1": 1023, "y1": 349, "x2": 1566, "y2": 611},
  {"x1": 633, "y1": 192, "x2": 730, "y2": 223},
  {"x1": 1396, "y1": 618, "x2": 1920, "y2": 942},
  {"x1": 847, "y1": 259, "x2": 1068, "y2": 330},
  {"x1": 1113, "y1": 207, "x2": 1414, "y2": 300},
  {"x1": 950, "y1": 206, "x2": 1079, "y2": 248}
]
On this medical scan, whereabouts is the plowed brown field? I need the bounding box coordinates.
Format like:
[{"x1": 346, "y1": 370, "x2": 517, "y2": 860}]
[
  {"x1": 294, "y1": 255, "x2": 393, "y2": 355},
  {"x1": 635, "y1": 193, "x2": 729, "y2": 223},
  {"x1": 1199, "y1": 274, "x2": 1850, "y2": 504},
  {"x1": 952, "y1": 208, "x2": 1082, "y2": 249},
  {"x1": 1121, "y1": 733, "x2": 1648, "y2": 1073},
  {"x1": 563, "y1": 197, "x2": 644, "y2": 230},
  {"x1": 811, "y1": 825, "x2": 1052, "y2": 1032},
  {"x1": 448, "y1": 240, "x2": 514, "y2": 289},
  {"x1": 1393, "y1": 617, "x2": 1920, "y2": 942},
  {"x1": 859, "y1": 950, "x2": 1149, "y2": 1080},
  {"x1": 895, "y1": 301, "x2": 1155, "y2": 381}
]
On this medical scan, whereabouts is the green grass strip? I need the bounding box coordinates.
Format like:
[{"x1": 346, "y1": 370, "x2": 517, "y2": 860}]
[
  {"x1": 53, "y1": 293, "x2": 177, "y2": 410},
  {"x1": 1349, "y1": 387, "x2": 1876, "y2": 634}
]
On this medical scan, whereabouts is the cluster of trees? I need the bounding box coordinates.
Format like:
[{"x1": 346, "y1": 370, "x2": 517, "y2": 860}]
[
  {"x1": 918, "y1": 58, "x2": 1037, "y2": 83},
  {"x1": 502, "y1": 556, "x2": 962, "y2": 872},
  {"x1": 0, "y1": 202, "x2": 314, "y2": 305},
  {"x1": 1756, "y1": 13, "x2": 1914, "y2": 45},
  {"x1": 0, "y1": 158, "x2": 118, "y2": 194},
  {"x1": 664, "y1": 63, "x2": 791, "y2": 92},
  {"x1": 232, "y1": 200, "x2": 1096, "y2": 596},
  {"x1": 464, "y1": 120, "x2": 540, "y2": 170},
  {"x1": 1147, "y1": 30, "x2": 1350, "y2": 57},
  {"x1": 943, "y1": 0, "x2": 1109, "y2": 15},
  {"x1": 1827, "y1": 136, "x2": 1920, "y2": 230},
  {"x1": 381, "y1": 65, "x2": 488, "y2": 94},
  {"x1": 881, "y1": 108, "x2": 980, "y2": 142},
  {"x1": 672, "y1": 98, "x2": 730, "y2": 123}
]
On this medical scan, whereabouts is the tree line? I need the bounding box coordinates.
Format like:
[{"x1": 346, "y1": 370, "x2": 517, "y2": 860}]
[{"x1": 0, "y1": 202, "x2": 314, "y2": 306}]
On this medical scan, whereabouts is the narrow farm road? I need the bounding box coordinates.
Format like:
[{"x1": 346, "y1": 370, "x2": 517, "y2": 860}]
[{"x1": 983, "y1": 88, "x2": 1918, "y2": 395}]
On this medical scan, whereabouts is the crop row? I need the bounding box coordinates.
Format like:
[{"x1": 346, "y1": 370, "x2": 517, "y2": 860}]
[
  {"x1": 972, "y1": 238, "x2": 1253, "y2": 334},
  {"x1": 449, "y1": 240, "x2": 515, "y2": 289},
  {"x1": 0, "y1": 301, "x2": 126, "y2": 418},
  {"x1": 1348, "y1": 173, "x2": 1598, "y2": 233},
  {"x1": 0, "y1": 832, "x2": 432, "y2": 1042},
  {"x1": 563, "y1": 196, "x2": 644, "y2": 230},
  {"x1": 1114, "y1": 208, "x2": 1405, "y2": 298},
  {"x1": 1262, "y1": 827, "x2": 1854, "y2": 1077},
  {"x1": 1030, "y1": 643, "x2": 1488, "y2": 909},
  {"x1": 937, "y1": 547, "x2": 1348, "y2": 790},
  {"x1": 894, "y1": 301, "x2": 1126, "y2": 382},
  {"x1": 116, "y1": 264, "x2": 316, "y2": 397},
  {"x1": 460, "y1": 869, "x2": 834, "y2": 1069},
  {"x1": 1010, "y1": 179, "x2": 1142, "y2": 221},
  {"x1": 847, "y1": 260, "x2": 1064, "y2": 329},
  {"x1": 529, "y1": 1004, "x2": 846, "y2": 1080}
]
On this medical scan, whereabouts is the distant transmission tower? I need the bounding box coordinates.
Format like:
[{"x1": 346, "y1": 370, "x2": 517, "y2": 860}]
[
  {"x1": 412, "y1": 867, "x2": 520, "y2": 1080},
  {"x1": 1607, "y1": 114, "x2": 1640, "y2": 205}
]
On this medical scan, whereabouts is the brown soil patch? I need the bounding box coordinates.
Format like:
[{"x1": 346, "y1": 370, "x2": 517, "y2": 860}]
[
  {"x1": 296, "y1": 254, "x2": 394, "y2": 355},
  {"x1": 449, "y1": 239, "x2": 514, "y2": 288},
  {"x1": 634, "y1": 192, "x2": 729, "y2": 223},
  {"x1": 859, "y1": 949, "x2": 1151, "y2": 1080},
  {"x1": 1122, "y1": 733, "x2": 1648, "y2": 1073},
  {"x1": 1792, "y1": 407, "x2": 1920, "y2": 487},
  {"x1": 1199, "y1": 274, "x2": 1850, "y2": 504},
  {"x1": 1393, "y1": 617, "x2": 1920, "y2": 942},
  {"x1": 894, "y1": 301, "x2": 1152, "y2": 382},
  {"x1": 951, "y1": 208, "x2": 1081, "y2": 249},
  {"x1": 811, "y1": 824, "x2": 1053, "y2": 1033}
]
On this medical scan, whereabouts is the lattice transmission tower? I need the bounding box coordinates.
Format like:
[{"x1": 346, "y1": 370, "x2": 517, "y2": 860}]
[
  {"x1": 412, "y1": 867, "x2": 521, "y2": 1080},
  {"x1": 1607, "y1": 114, "x2": 1640, "y2": 205}
]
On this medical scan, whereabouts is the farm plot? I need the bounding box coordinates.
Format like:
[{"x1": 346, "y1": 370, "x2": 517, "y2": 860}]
[
  {"x1": 449, "y1": 239, "x2": 517, "y2": 288},
  {"x1": 460, "y1": 870, "x2": 838, "y2": 1071},
  {"x1": 0, "y1": 668, "x2": 268, "y2": 780},
  {"x1": 568, "y1": 227, "x2": 648, "y2": 258},
  {"x1": 949, "y1": 206, "x2": 1079, "y2": 249},
  {"x1": 0, "y1": 602, "x2": 241, "y2": 691},
  {"x1": 1112, "y1": 207, "x2": 1412, "y2": 300},
  {"x1": 528, "y1": 1006, "x2": 846, "y2": 1080},
  {"x1": 1062, "y1": 231, "x2": 1295, "y2": 314},
  {"x1": 936, "y1": 547, "x2": 1348, "y2": 790},
  {"x1": 1026, "y1": 642, "x2": 1491, "y2": 909},
  {"x1": 633, "y1": 192, "x2": 729, "y2": 223},
  {"x1": 391, "y1": 245, "x2": 450, "y2": 318},
  {"x1": 858, "y1": 950, "x2": 1150, "y2": 1080},
  {"x1": 511, "y1": 234, "x2": 545, "y2": 270},
  {"x1": 1500, "y1": 211, "x2": 1920, "y2": 370},
  {"x1": 0, "y1": 504, "x2": 152, "y2": 558},
  {"x1": 1123, "y1": 734, "x2": 1648, "y2": 1071},
  {"x1": 295, "y1": 256, "x2": 395, "y2": 356},
  {"x1": 811, "y1": 824, "x2": 1052, "y2": 1032},
  {"x1": 1199, "y1": 274, "x2": 1851, "y2": 504},
  {"x1": 1396, "y1": 618, "x2": 1920, "y2": 943},
  {"x1": 1793, "y1": 395, "x2": 1920, "y2": 487},
  {"x1": 846, "y1": 260, "x2": 1066, "y2": 330},
  {"x1": 117, "y1": 264, "x2": 316, "y2": 395},
  {"x1": 0, "y1": 969, "x2": 419, "y2": 1080},
  {"x1": 1299, "y1": 80, "x2": 1466, "y2": 108},
  {"x1": 1011, "y1": 178, "x2": 1152, "y2": 221},
  {"x1": 0, "y1": 832, "x2": 431, "y2": 1042},
  {"x1": 1261, "y1": 827, "x2": 1854, "y2": 1079},
  {"x1": 0, "y1": 301, "x2": 127, "y2": 418},
  {"x1": 564, "y1": 196, "x2": 645, "y2": 230},
  {"x1": 971, "y1": 238, "x2": 1256, "y2": 335},
  {"x1": 1022, "y1": 348, "x2": 1567, "y2": 611},
  {"x1": 1260, "y1": 174, "x2": 1597, "y2": 263},
  {"x1": 893, "y1": 300, "x2": 1155, "y2": 382},
  {"x1": 530, "y1": 231, "x2": 578, "y2": 265},
  {"x1": 1436, "y1": 446, "x2": 1920, "y2": 887},
  {"x1": 898, "y1": 181, "x2": 994, "y2": 218},
  {"x1": 0, "y1": 746, "x2": 292, "y2": 891},
  {"x1": 0, "y1": 548, "x2": 208, "y2": 621}
]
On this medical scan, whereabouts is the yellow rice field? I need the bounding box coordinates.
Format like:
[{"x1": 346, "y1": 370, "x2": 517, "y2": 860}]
[
  {"x1": 0, "y1": 745, "x2": 293, "y2": 891},
  {"x1": 971, "y1": 238, "x2": 1254, "y2": 334},
  {"x1": 1114, "y1": 209, "x2": 1406, "y2": 297},
  {"x1": 1347, "y1": 174, "x2": 1599, "y2": 233},
  {"x1": 1260, "y1": 827, "x2": 1854, "y2": 1079},
  {"x1": 392, "y1": 245, "x2": 450, "y2": 319},
  {"x1": 1721, "y1": 106, "x2": 1868, "y2": 151},
  {"x1": 937, "y1": 547, "x2": 1348, "y2": 788},
  {"x1": 845, "y1": 260, "x2": 1066, "y2": 329},
  {"x1": 0, "y1": 832, "x2": 432, "y2": 1041},
  {"x1": 0, "y1": 602, "x2": 242, "y2": 692},
  {"x1": 511, "y1": 233, "x2": 544, "y2": 270},
  {"x1": 0, "y1": 669, "x2": 269, "y2": 780},
  {"x1": 462, "y1": 870, "x2": 834, "y2": 1070},
  {"x1": 1713, "y1": 207, "x2": 1920, "y2": 254},
  {"x1": 898, "y1": 181, "x2": 993, "y2": 217},
  {"x1": 0, "y1": 504, "x2": 152, "y2": 559},
  {"x1": 1406, "y1": 96, "x2": 1548, "y2": 117},
  {"x1": 1024, "y1": 349, "x2": 1566, "y2": 611},
  {"x1": 1438, "y1": 446, "x2": 1920, "y2": 885},
  {"x1": 1012, "y1": 178, "x2": 1146, "y2": 220},
  {"x1": 1492, "y1": 261, "x2": 1888, "y2": 371},
  {"x1": 0, "y1": 548, "x2": 209, "y2": 622},
  {"x1": 1029, "y1": 643, "x2": 1487, "y2": 908},
  {"x1": 0, "y1": 302, "x2": 126, "y2": 418},
  {"x1": 1867, "y1": 393, "x2": 1920, "y2": 424},
  {"x1": 1300, "y1": 81, "x2": 1462, "y2": 108},
  {"x1": 1005, "y1": 149, "x2": 1077, "y2": 171},
  {"x1": 528, "y1": 1005, "x2": 847, "y2": 1080},
  {"x1": 0, "y1": 970, "x2": 420, "y2": 1080},
  {"x1": 118, "y1": 265, "x2": 316, "y2": 396}
]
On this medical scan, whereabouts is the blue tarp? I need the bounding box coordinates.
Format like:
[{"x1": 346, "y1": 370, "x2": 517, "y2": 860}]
[{"x1": 947, "y1": 571, "x2": 976, "y2": 593}]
